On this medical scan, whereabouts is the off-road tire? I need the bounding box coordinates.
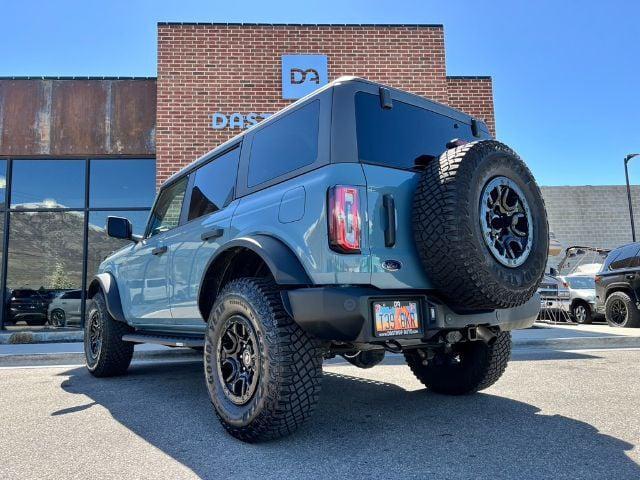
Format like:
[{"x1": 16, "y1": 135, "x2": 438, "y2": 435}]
[
  {"x1": 205, "y1": 278, "x2": 323, "y2": 442},
  {"x1": 572, "y1": 302, "x2": 593, "y2": 325},
  {"x1": 413, "y1": 140, "x2": 548, "y2": 310},
  {"x1": 404, "y1": 332, "x2": 512, "y2": 395},
  {"x1": 605, "y1": 291, "x2": 640, "y2": 328},
  {"x1": 84, "y1": 292, "x2": 134, "y2": 377}
]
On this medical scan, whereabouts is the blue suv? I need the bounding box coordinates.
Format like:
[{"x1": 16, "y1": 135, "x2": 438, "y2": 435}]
[{"x1": 85, "y1": 77, "x2": 549, "y2": 442}]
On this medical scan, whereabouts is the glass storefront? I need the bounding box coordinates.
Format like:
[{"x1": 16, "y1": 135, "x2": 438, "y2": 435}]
[{"x1": 0, "y1": 158, "x2": 155, "y2": 330}]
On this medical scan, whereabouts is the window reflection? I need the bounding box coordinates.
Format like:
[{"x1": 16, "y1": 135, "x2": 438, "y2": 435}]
[
  {"x1": 90, "y1": 159, "x2": 156, "y2": 208},
  {"x1": 5, "y1": 211, "x2": 84, "y2": 328},
  {"x1": 11, "y1": 160, "x2": 85, "y2": 209},
  {"x1": 87, "y1": 210, "x2": 149, "y2": 280},
  {"x1": 0, "y1": 160, "x2": 7, "y2": 209}
]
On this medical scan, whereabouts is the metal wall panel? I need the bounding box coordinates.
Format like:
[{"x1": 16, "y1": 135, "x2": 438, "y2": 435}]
[{"x1": 0, "y1": 79, "x2": 156, "y2": 156}]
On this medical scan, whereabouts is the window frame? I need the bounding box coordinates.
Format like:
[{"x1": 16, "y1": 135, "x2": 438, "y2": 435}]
[{"x1": 236, "y1": 90, "x2": 332, "y2": 198}]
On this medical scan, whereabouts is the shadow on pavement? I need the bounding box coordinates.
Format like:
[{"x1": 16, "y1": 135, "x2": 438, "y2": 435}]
[{"x1": 58, "y1": 361, "x2": 638, "y2": 479}]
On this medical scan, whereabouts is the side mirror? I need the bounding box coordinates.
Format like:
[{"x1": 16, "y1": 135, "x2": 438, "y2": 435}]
[
  {"x1": 549, "y1": 267, "x2": 558, "y2": 276},
  {"x1": 107, "y1": 216, "x2": 135, "y2": 241}
]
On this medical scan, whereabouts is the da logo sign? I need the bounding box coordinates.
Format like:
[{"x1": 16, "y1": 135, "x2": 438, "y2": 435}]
[{"x1": 281, "y1": 54, "x2": 328, "y2": 100}]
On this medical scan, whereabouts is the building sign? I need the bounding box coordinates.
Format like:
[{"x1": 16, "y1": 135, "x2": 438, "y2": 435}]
[
  {"x1": 281, "y1": 54, "x2": 328, "y2": 100},
  {"x1": 210, "y1": 112, "x2": 272, "y2": 130}
]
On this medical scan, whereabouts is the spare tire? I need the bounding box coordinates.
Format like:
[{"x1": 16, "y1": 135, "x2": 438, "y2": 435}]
[{"x1": 412, "y1": 140, "x2": 548, "y2": 310}]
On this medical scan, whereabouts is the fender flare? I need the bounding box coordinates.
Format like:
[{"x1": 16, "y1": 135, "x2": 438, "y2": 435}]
[
  {"x1": 87, "y1": 272, "x2": 127, "y2": 323},
  {"x1": 197, "y1": 234, "x2": 311, "y2": 319}
]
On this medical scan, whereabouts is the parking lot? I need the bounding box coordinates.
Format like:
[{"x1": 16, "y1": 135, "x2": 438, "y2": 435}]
[{"x1": 1, "y1": 347, "x2": 639, "y2": 480}]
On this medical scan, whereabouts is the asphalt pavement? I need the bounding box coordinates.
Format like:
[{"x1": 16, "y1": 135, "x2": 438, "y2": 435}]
[{"x1": 1, "y1": 348, "x2": 639, "y2": 479}]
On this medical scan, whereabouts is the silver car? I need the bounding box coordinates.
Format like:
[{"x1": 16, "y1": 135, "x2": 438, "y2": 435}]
[
  {"x1": 47, "y1": 290, "x2": 82, "y2": 327},
  {"x1": 560, "y1": 275, "x2": 601, "y2": 324}
]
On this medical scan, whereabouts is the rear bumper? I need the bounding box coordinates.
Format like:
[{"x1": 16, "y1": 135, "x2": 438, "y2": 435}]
[{"x1": 283, "y1": 287, "x2": 539, "y2": 343}]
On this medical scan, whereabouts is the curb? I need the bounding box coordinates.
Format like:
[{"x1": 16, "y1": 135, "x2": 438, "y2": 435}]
[
  {"x1": 0, "y1": 331, "x2": 83, "y2": 345},
  {"x1": 513, "y1": 336, "x2": 640, "y2": 350}
]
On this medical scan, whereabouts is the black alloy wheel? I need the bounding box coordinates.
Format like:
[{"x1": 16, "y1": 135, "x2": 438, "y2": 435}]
[{"x1": 217, "y1": 315, "x2": 261, "y2": 406}]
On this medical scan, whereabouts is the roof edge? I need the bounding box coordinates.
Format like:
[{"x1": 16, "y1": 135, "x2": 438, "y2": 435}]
[
  {"x1": 157, "y1": 22, "x2": 443, "y2": 28},
  {"x1": 447, "y1": 75, "x2": 492, "y2": 80},
  {"x1": 0, "y1": 76, "x2": 156, "y2": 80}
]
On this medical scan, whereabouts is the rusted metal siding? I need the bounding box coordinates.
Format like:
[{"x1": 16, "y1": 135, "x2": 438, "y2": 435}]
[{"x1": 0, "y1": 78, "x2": 156, "y2": 156}]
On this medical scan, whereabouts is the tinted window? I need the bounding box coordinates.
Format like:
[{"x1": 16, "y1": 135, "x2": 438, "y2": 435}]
[
  {"x1": 248, "y1": 101, "x2": 319, "y2": 187},
  {"x1": 147, "y1": 177, "x2": 188, "y2": 237},
  {"x1": 608, "y1": 243, "x2": 640, "y2": 270},
  {"x1": 565, "y1": 277, "x2": 595, "y2": 289},
  {"x1": 90, "y1": 159, "x2": 156, "y2": 208},
  {"x1": 188, "y1": 147, "x2": 240, "y2": 221},
  {"x1": 62, "y1": 290, "x2": 82, "y2": 299},
  {"x1": 355, "y1": 92, "x2": 490, "y2": 170},
  {"x1": 11, "y1": 160, "x2": 85, "y2": 208}
]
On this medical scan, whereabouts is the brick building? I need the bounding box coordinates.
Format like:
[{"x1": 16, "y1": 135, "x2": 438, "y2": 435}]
[{"x1": 155, "y1": 23, "x2": 495, "y2": 184}]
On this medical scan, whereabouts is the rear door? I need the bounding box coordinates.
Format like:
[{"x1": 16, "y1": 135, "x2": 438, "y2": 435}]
[
  {"x1": 353, "y1": 89, "x2": 489, "y2": 289},
  {"x1": 168, "y1": 144, "x2": 242, "y2": 329}
]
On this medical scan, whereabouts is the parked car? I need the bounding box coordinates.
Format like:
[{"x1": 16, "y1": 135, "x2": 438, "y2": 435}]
[
  {"x1": 595, "y1": 242, "x2": 640, "y2": 328},
  {"x1": 5, "y1": 289, "x2": 49, "y2": 326},
  {"x1": 83, "y1": 77, "x2": 549, "y2": 442},
  {"x1": 48, "y1": 290, "x2": 83, "y2": 327},
  {"x1": 561, "y1": 274, "x2": 601, "y2": 324},
  {"x1": 538, "y1": 274, "x2": 571, "y2": 320}
]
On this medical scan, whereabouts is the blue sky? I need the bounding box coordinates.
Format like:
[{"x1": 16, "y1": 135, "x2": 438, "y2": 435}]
[{"x1": 1, "y1": 0, "x2": 638, "y2": 186}]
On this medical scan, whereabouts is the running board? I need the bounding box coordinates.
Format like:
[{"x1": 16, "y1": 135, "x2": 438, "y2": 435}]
[{"x1": 121, "y1": 333, "x2": 204, "y2": 348}]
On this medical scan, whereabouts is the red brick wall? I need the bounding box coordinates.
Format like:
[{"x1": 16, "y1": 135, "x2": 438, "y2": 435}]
[
  {"x1": 157, "y1": 23, "x2": 494, "y2": 185},
  {"x1": 446, "y1": 76, "x2": 495, "y2": 136}
]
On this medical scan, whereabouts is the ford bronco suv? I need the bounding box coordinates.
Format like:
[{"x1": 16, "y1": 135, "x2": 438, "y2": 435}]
[{"x1": 84, "y1": 77, "x2": 549, "y2": 442}]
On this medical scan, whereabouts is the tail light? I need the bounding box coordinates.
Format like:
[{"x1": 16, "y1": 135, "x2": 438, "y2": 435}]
[
  {"x1": 594, "y1": 275, "x2": 602, "y2": 284},
  {"x1": 328, "y1": 186, "x2": 361, "y2": 253}
]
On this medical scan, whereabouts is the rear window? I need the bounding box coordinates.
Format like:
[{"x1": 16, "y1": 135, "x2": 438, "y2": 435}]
[
  {"x1": 565, "y1": 277, "x2": 595, "y2": 289},
  {"x1": 247, "y1": 101, "x2": 320, "y2": 187},
  {"x1": 605, "y1": 243, "x2": 640, "y2": 270},
  {"x1": 355, "y1": 92, "x2": 489, "y2": 170}
]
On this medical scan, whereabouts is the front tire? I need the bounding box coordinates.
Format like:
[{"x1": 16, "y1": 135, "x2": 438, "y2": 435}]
[
  {"x1": 404, "y1": 332, "x2": 511, "y2": 395},
  {"x1": 84, "y1": 292, "x2": 134, "y2": 377},
  {"x1": 605, "y1": 292, "x2": 640, "y2": 328},
  {"x1": 205, "y1": 278, "x2": 323, "y2": 442},
  {"x1": 572, "y1": 302, "x2": 592, "y2": 324}
]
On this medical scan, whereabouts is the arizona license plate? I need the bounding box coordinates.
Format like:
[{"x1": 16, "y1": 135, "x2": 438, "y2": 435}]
[{"x1": 373, "y1": 300, "x2": 421, "y2": 337}]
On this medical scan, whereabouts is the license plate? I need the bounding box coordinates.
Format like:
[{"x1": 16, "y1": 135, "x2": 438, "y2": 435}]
[{"x1": 373, "y1": 300, "x2": 421, "y2": 337}]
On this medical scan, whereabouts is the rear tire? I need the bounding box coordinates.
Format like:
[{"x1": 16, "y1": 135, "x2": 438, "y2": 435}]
[
  {"x1": 404, "y1": 332, "x2": 511, "y2": 395},
  {"x1": 605, "y1": 292, "x2": 640, "y2": 328},
  {"x1": 205, "y1": 278, "x2": 323, "y2": 442},
  {"x1": 84, "y1": 292, "x2": 134, "y2": 377}
]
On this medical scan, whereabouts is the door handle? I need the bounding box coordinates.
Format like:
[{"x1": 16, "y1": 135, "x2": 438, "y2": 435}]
[
  {"x1": 201, "y1": 228, "x2": 224, "y2": 242},
  {"x1": 383, "y1": 194, "x2": 396, "y2": 247},
  {"x1": 151, "y1": 245, "x2": 168, "y2": 256}
]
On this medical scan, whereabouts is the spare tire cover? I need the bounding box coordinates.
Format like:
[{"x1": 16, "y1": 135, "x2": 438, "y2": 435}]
[{"x1": 412, "y1": 140, "x2": 548, "y2": 310}]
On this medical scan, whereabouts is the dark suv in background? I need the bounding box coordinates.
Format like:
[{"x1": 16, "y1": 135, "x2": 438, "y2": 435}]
[{"x1": 595, "y1": 242, "x2": 640, "y2": 328}]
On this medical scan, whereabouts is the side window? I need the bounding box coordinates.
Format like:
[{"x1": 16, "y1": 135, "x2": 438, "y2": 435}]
[
  {"x1": 247, "y1": 100, "x2": 320, "y2": 187},
  {"x1": 609, "y1": 244, "x2": 640, "y2": 270},
  {"x1": 147, "y1": 176, "x2": 188, "y2": 237},
  {"x1": 188, "y1": 146, "x2": 240, "y2": 221},
  {"x1": 63, "y1": 290, "x2": 81, "y2": 300}
]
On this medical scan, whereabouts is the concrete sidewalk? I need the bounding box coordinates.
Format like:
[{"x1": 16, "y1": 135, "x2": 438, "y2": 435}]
[{"x1": 1, "y1": 322, "x2": 640, "y2": 365}]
